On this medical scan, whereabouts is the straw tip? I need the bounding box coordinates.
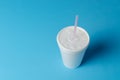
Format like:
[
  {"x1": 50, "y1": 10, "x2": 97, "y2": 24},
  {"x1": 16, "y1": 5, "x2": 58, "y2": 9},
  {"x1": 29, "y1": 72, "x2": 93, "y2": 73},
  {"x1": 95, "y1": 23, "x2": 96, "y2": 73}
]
[{"x1": 76, "y1": 15, "x2": 79, "y2": 17}]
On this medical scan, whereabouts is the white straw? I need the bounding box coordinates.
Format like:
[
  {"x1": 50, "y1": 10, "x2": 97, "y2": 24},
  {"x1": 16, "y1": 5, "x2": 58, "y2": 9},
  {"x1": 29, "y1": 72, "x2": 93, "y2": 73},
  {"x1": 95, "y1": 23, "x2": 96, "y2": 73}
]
[{"x1": 74, "y1": 15, "x2": 79, "y2": 33}]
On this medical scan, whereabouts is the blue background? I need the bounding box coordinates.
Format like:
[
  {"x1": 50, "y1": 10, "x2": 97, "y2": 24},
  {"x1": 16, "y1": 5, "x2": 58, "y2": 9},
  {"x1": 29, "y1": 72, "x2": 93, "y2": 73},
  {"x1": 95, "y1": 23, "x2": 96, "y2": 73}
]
[{"x1": 0, "y1": 0, "x2": 120, "y2": 80}]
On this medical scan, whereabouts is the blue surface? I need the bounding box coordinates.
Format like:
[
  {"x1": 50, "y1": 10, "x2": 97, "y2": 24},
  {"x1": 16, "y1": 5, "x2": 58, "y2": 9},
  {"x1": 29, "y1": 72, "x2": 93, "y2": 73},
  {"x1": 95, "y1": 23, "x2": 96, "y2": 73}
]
[{"x1": 0, "y1": 0, "x2": 120, "y2": 80}]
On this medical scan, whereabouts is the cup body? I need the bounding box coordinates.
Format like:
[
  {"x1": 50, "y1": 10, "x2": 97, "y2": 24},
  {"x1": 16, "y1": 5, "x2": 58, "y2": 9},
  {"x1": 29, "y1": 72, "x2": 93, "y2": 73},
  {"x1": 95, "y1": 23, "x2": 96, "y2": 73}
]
[{"x1": 57, "y1": 26, "x2": 90, "y2": 69}]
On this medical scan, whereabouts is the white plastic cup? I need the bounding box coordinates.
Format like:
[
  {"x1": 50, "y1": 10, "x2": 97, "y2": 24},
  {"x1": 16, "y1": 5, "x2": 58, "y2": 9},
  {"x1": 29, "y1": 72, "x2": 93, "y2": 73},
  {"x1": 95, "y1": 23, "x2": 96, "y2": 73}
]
[{"x1": 57, "y1": 26, "x2": 90, "y2": 69}]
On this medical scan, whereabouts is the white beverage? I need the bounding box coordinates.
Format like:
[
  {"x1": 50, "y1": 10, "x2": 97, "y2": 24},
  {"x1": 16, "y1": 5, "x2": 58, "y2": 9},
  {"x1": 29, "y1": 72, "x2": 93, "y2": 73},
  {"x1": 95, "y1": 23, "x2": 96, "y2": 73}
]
[{"x1": 57, "y1": 26, "x2": 90, "y2": 69}]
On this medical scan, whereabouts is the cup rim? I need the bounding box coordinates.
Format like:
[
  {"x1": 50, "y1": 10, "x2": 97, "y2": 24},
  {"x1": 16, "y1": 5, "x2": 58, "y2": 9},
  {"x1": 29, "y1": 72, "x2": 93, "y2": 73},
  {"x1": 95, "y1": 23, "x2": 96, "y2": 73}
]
[{"x1": 57, "y1": 26, "x2": 90, "y2": 53}]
